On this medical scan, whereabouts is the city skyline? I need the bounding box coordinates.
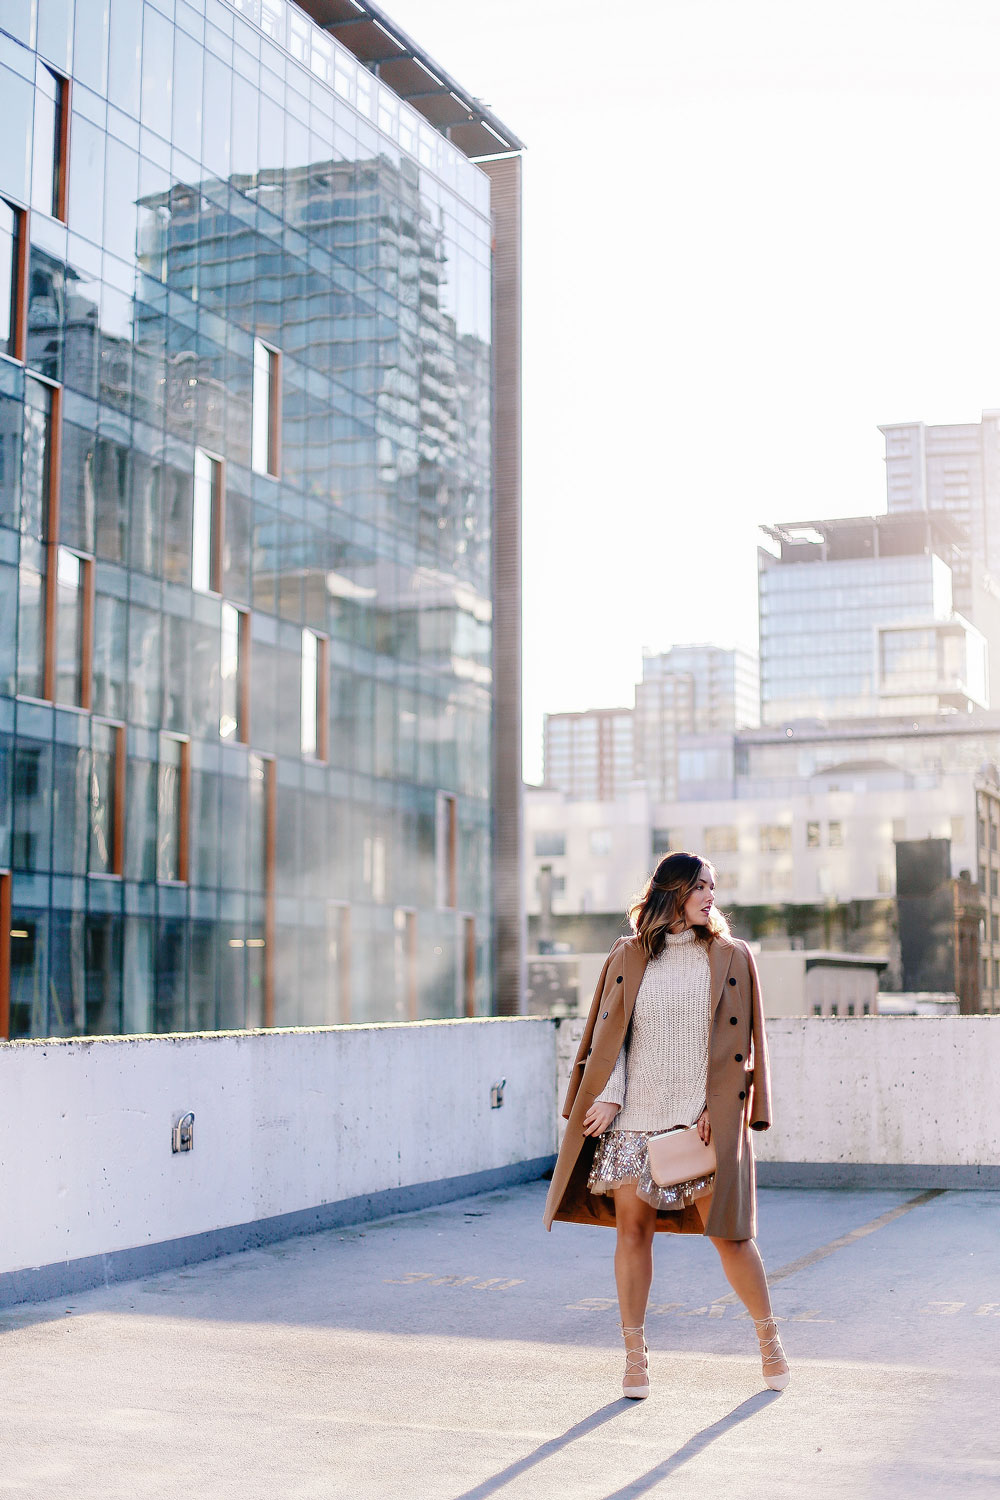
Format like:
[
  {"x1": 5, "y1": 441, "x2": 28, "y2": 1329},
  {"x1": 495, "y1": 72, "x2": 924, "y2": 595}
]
[{"x1": 383, "y1": 0, "x2": 1000, "y2": 782}]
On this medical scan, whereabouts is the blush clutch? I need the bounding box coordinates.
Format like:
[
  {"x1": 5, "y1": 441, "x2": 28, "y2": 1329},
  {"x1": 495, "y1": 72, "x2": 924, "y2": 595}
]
[{"x1": 646, "y1": 1124, "x2": 717, "y2": 1188}]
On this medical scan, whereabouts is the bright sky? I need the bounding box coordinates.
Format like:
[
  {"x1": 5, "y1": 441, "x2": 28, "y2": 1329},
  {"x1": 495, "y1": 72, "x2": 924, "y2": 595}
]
[{"x1": 383, "y1": 0, "x2": 1000, "y2": 782}]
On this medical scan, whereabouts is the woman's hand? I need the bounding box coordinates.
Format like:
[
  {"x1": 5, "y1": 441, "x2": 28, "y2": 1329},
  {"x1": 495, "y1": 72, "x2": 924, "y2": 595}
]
[
  {"x1": 582, "y1": 1101, "x2": 620, "y2": 1137},
  {"x1": 696, "y1": 1107, "x2": 711, "y2": 1145}
]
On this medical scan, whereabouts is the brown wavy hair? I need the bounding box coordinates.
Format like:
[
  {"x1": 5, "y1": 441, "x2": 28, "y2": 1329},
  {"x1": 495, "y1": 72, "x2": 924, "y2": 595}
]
[{"x1": 629, "y1": 851, "x2": 731, "y2": 959}]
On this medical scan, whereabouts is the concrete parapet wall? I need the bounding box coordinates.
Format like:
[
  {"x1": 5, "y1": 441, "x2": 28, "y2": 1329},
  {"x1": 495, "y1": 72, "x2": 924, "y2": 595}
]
[
  {"x1": 0, "y1": 1018, "x2": 556, "y2": 1292},
  {"x1": 756, "y1": 1016, "x2": 1000, "y2": 1175},
  {"x1": 3, "y1": 1012, "x2": 997, "y2": 1307},
  {"x1": 555, "y1": 1014, "x2": 1000, "y2": 1183}
]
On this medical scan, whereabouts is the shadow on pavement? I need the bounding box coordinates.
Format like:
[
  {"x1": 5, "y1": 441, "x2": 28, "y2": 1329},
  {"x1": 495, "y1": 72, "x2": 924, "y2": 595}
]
[
  {"x1": 449, "y1": 1390, "x2": 780, "y2": 1499},
  {"x1": 451, "y1": 1400, "x2": 633, "y2": 1499},
  {"x1": 601, "y1": 1390, "x2": 782, "y2": 1497}
]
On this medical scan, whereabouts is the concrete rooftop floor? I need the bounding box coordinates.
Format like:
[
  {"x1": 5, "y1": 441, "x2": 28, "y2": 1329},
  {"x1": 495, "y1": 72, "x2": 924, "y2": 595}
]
[{"x1": 0, "y1": 1182, "x2": 998, "y2": 1499}]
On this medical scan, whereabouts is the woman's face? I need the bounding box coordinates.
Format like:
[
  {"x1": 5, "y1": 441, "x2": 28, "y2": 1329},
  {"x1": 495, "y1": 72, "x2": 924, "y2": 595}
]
[{"x1": 681, "y1": 865, "x2": 715, "y2": 928}]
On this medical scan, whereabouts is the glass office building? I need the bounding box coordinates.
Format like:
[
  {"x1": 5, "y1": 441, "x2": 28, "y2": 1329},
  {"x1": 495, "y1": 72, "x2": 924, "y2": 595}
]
[
  {"x1": 0, "y1": 0, "x2": 523, "y2": 1036},
  {"x1": 759, "y1": 515, "x2": 989, "y2": 724}
]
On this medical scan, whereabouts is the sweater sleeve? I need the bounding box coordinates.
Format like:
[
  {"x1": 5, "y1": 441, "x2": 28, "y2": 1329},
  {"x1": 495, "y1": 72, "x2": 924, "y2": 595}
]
[{"x1": 595, "y1": 1046, "x2": 626, "y2": 1109}]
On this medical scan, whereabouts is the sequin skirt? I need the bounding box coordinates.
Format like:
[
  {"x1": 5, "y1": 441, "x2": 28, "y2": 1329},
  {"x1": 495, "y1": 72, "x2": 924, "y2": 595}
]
[{"x1": 588, "y1": 1129, "x2": 716, "y2": 1211}]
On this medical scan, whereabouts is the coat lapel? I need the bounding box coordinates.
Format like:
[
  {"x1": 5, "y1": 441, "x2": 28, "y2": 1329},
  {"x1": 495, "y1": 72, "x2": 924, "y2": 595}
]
[
  {"x1": 623, "y1": 936, "x2": 649, "y2": 1027},
  {"x1": 709, "y1": 936, "x2": 736, "y2": 1019}
]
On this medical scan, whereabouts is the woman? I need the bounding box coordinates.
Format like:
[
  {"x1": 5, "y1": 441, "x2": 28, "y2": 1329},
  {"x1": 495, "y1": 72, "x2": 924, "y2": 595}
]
[{"x1": 543, "y1": 851, "x2": 789, "y2": 1398}]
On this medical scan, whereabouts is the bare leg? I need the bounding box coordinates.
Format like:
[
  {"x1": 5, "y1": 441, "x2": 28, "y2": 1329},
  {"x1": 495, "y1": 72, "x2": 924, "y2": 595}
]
[
  {"x1": 695, "y1": 1195, "x2": 789, "y2": 1386},
  {"x1": 613, "y1": 1183, "x2": 658, "y2": 1395}
]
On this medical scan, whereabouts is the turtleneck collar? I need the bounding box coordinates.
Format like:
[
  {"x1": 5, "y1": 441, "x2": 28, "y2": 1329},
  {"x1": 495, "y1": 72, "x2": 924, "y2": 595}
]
[{"x1": 664, "y1": 927, "x2": 698, "y2": 946}]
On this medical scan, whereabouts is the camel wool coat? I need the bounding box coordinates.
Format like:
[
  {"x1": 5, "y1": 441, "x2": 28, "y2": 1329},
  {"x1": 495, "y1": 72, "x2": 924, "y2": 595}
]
[{"x1": 542, "y1": 932, "x2": 772, "y2": 1241}]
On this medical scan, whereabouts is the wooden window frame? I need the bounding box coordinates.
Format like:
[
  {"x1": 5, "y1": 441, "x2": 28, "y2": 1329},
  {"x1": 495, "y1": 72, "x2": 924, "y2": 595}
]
[
  {"x1": 463, "y1": 914, "x2": 476, "y2": 1018},
  {"x1": 55, "y1": 73, "x2": 71, "y2": 224},
  {"x1": 3, "y1": 200, "x2": 30, "y2": 364},
  {"x1": 268, "y1": 346, "x2": 282, "y2": 477},
  {"x1": 445, "y1": 794, "x2": 458, "y2": 908},
  {"x1": 79, "y1": 554, "x2": 94, "y2": 710}
]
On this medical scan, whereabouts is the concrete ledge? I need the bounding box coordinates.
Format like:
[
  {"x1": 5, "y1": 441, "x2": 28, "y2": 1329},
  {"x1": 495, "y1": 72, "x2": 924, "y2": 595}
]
[
  {"x1": 757, "y1": 1160, "x2": 1000, "y2": 1191},
  {"x1": 0, "y1": 1155, "x2": 557, "y2": 1311}
]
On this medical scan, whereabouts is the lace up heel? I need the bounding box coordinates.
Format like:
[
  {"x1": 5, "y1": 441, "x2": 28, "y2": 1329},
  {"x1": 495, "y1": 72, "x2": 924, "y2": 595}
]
[
  {"x1": 621, "y1": 1323, "x2": 649, "y2": 1399},
  {"x1": 753, "y1": 1316, "x2": 789, "y2": 1390}
]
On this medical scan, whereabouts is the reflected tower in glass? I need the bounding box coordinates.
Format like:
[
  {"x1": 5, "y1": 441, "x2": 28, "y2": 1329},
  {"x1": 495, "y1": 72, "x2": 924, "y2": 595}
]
[{"x1": 0, "y1": 0, "x2": 523, "y2": 1036}]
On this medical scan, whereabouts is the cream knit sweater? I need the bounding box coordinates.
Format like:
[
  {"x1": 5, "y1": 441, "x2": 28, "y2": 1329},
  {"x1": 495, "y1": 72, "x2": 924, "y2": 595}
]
[{"x1": 596, "y1": 928, "x2": 711, "y2": 1132}]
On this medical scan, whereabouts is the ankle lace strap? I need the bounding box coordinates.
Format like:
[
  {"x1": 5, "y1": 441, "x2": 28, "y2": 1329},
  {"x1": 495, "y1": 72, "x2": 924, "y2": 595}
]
[
  {"x1": 621, "y1": 1323, "x2": 647, "y2": 1372},
  {"x1": 753, "y1": 1317, "x2": 784, "y2": 1360}
]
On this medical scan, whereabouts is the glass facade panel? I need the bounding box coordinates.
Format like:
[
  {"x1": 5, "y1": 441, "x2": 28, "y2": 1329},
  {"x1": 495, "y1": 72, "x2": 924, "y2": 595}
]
[
  {"x1": 16, "y1": 540, "x2": 45, "y2": 698},
  {"x1": 251, "y1": 339, "x2": 276, "y2": 476},
  {"x1": 88, "y1": 721, "x2": 118, "y2": 875},
  {"x1": 51, "y1": 739, "x2": 88, "y2": 873},
  {"x1": 92, "y1": 590, "x2": 126, "y2": 718},
  {"x1": 192, "y1": 448, "x2": 213, "y2": 594},
  {"x1": 0, "y1": 0, "x2": 500, "y2": 1037},
  {"x1": 54, "y1": 546, "x2": 83, "y2": 705},
  {"x1": 157, "y1": 733, "x2": 182, "y2": 882},
  {"x1": 30, "y1": 62, "x2": 61, "y2": 219},
  {"x1": 220, "y1": 602, "x2": 241, "y2": 740},
  {"x1": 125, "y1": 753, "x2": 156, "y2": 882},
  {"x1": 10, "y1": 910, "x2": 48, "y2": 1038},
  {"x1": 12, "y1": 739, "x2": 51, "y2": 870},
  {"x1": 20, "y1": 377, "x2": 50, "y2": 542}
]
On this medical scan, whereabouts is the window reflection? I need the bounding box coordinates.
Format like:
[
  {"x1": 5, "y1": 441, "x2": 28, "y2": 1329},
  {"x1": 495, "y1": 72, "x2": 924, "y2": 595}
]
[
  {"x1": 20, "y1": 376, "x2": 50, "y2": 542},
  {"x1": 51, "y1": 741, "x2": 88, "y2": 874},
  {"x1": 54, "y1": 547, "x2": 83, "y2": 705},
  {"x1": 85, "y1": 915, "x2": 122, "y2": 1035},
  {"x1": 3, "y1": 5, "x2": 499, "y2": 1036},
  {"x1": 220, "y1": 601, "x2": 244, "y2": 740},
  {"x1": 16, "y1": 541, "x2": 45, "y2": 699},
  {"x1": 157, "y1": 733, "x2": 185, "y2": 882},
  {"x1": 88, "y1": 721, "x2": 119, "y2": 875},
  {"x1": 192, "y1": 448, "x2": 223, "y2": 593},
  {"x1": 26, "y1": 246, "x2": 64, "y2": 382},
  {"x1": 9, "y1": 911, "x2": 47, "y2": 1038},
  {"x1": 251, "y1": 338, "x2": 279, "y2": 476},
  {"x1": 125, "y1": 754, "x2": 157, "y2": 882},
  {"x1": 30, "y1": 63, "x2": 63, "y2": 220},
  {"x1": 12, "y1": 740, "x2": 51, "y2": 871}
]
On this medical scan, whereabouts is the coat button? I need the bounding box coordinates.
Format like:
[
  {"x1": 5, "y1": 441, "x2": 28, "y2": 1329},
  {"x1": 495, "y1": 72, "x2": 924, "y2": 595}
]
[
  {"x1": 735, "y1": 1053, "x2": 743, "y2": 1062},
  {"x1": 729, "y1": 1016, "x2": 738, "y2": 1025},
  {"x1": 602, "y1": 1012, "x2": 608, "y2": 1019},
  {"x1": 616, "y1": 976, "x2": 623, "y2": 983},
  {"x1": 739, "y1": 1090, "x2": 746, "y2": 1100}
]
